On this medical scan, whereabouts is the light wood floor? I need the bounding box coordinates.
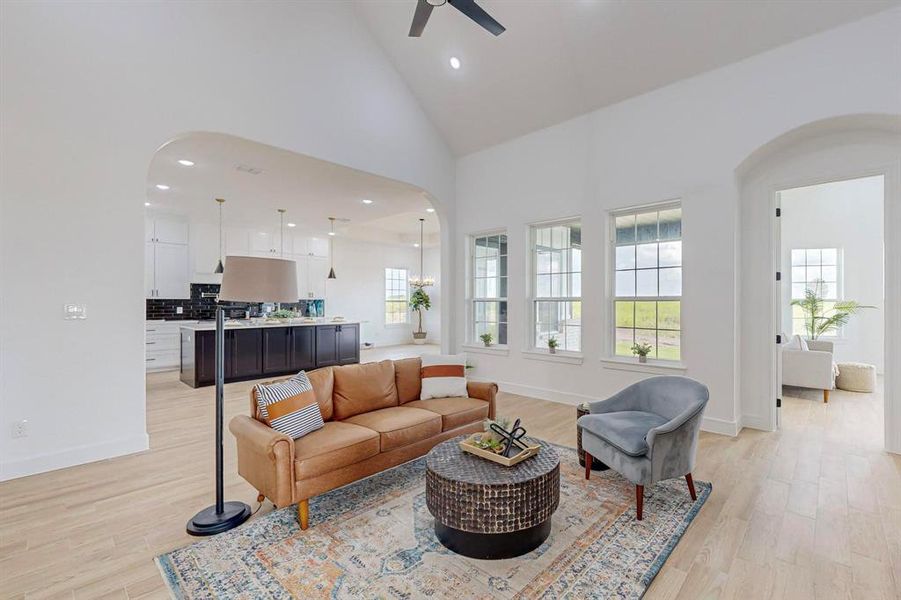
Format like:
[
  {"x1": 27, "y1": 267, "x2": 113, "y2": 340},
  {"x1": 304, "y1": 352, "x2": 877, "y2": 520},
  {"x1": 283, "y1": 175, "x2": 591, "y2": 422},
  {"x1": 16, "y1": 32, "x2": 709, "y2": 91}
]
[{"x1": 0, "y1": 358, "x2": 898, "y2": 599}]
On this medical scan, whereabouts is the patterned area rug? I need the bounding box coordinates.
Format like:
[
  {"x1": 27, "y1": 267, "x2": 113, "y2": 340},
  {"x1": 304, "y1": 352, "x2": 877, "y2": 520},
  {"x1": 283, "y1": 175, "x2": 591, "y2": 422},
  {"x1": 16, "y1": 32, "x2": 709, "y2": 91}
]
[{"x1": 157, "y1": 445, "x2": 709, "y2": 599}]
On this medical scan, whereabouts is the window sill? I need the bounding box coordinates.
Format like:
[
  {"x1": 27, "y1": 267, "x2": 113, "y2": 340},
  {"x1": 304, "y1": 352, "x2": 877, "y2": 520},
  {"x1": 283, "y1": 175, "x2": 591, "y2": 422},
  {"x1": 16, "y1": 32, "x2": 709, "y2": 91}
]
[
  {"x1": 600, "y1": 356, "x2": 687, "y2": 374},
  {"x1": 522, "y1": 349, "x2": 584, "y2": 365},
  {"x1": 462, "y1": 344, "x2": 510, "y2": 356}
]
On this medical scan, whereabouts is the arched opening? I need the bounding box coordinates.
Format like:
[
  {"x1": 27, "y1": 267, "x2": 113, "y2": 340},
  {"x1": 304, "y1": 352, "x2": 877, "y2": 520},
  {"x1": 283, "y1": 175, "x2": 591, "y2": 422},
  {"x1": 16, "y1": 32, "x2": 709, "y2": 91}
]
[
  {"x1": 143, "y1": 131, "x2": 448, "y2": 380},
  {"x1": 736, "y1": 114, "x2": 901, "y2": 452}
]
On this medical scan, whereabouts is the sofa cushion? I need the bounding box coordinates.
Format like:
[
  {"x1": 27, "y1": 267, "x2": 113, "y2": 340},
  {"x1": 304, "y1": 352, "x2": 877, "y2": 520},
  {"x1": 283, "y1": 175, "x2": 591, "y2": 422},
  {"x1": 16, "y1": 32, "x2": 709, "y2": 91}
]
[
  {"x1": 395, "y1": 357, "x2": 422, "y2": 404},
  {"x1": 343, "y1": 406, "x2": 441, "y2": 452},
  {"x1": 578, "y1": 410, "x2": 668, "y2": 457},
  {"x1": 293, "y1": 421, "x2": 379, "y2": 480},
  {"x1": 404, "y1": 397, "x2": 489, "y2": 431},
  {"x1": 332, "y1": 360, "x2": 399, "y2": 420},
  {"x1": 307, "y1": 367, "x2": 334, "y2": 421}
]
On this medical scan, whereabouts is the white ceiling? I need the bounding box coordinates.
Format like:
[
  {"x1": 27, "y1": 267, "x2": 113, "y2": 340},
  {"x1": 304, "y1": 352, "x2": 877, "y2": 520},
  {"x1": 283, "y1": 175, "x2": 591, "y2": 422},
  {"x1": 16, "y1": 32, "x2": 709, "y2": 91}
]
[
  {"x1": 147, "y1": 132, "x2": 440, "y2": 246},
  {"x1": 355, "y1": 0, "x2": 899, "y2": 155}
]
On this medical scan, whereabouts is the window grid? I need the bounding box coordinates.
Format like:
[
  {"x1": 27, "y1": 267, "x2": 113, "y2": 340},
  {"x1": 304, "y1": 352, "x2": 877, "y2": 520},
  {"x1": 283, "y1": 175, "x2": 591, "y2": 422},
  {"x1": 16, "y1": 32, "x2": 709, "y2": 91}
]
[
  {"x1": 385, "y1": 267, "x2": 409, "y2": 325},
  {"x1": 613, "y1": 205, "x2": 682, "y2": 361},
  {"x1": 790, "y1": 248, "x2": 841, "y2": 336},
  {"x1": 471, "y1": 233, "x2": 508, "y2": 345},
  {"x1": 531, "y1": 220, "x2": 582, "y2": 352}
]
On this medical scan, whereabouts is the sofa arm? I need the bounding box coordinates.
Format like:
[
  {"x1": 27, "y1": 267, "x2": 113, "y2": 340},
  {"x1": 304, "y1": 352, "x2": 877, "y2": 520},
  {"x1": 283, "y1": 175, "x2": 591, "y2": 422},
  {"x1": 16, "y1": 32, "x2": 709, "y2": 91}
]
[
  {"x1": 229, "y1": 415, "x2": 295, "y2": 507},
  {"x1": 807, "y1": 339, "x2": 834, "y2": 353},
  {"x1": 467, "y1": 381, "x2": 497, "y2": 420},
  {"x1": 781, "y1": 349, "x2": 835, "y2": 390}
]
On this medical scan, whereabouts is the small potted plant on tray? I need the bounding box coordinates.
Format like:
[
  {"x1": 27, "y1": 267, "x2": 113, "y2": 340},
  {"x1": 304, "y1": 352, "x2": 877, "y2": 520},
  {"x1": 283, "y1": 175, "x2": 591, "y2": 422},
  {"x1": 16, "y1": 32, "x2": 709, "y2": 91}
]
[
  {"x1": 547, "y1": 336, "x2": 559, "y2": 354},
  {"x1": 631, "y1": 342, "x2": 653, "y2": 363},
  {"x1": 479, "y1": 332, "x2": 493, "y2": 347}
]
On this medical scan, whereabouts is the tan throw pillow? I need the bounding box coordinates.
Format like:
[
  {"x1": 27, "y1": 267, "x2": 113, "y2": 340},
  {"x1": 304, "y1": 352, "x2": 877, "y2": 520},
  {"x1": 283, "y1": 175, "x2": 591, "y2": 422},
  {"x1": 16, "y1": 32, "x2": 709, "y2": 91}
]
[
  {"x1": 254, "y1": 371, "x2": 324, "y2": 439},
  {"x1": 420, "y1": 354, "x2": 467, "y2": 400}
]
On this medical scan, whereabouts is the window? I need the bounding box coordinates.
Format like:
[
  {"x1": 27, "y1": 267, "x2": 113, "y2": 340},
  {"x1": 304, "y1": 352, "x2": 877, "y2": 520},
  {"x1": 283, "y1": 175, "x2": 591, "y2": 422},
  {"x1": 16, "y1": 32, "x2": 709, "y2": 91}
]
[
  {"x1": 531, "y1": 220, "x2": 581, "y2": 352},
  {"x1": 613, "y1": 205, "x2": 682, "y2": 361},
  {"x1": 384, "y1": 267, "x2": 409, "y2": 325},
  {"x1": 471, "y1": 233, "x2": 508, "y2": 345},
  {"x1": 791, "y1": 248, "x2": 841, "y2": 336}
]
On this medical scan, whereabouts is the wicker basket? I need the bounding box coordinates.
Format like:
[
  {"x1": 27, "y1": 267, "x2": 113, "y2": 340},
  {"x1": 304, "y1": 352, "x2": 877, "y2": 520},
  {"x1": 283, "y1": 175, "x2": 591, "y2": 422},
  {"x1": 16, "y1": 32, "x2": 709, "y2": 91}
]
[{"x1": 459, "y1": 434, "x2": 541, "y2": 467}]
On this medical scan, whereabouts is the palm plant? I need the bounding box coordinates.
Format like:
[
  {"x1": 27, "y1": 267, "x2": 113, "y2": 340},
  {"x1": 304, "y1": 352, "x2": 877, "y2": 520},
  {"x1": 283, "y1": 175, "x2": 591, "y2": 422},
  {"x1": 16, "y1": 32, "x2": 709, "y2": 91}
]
[{"x1": 791, "y1": 278, "x2": 874, "y2": 339}]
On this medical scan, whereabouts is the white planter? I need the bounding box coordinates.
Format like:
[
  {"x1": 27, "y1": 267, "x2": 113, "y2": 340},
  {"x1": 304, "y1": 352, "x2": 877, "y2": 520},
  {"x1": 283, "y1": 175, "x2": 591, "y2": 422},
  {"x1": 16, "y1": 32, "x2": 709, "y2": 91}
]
[{"x1": 413, "y1": 332, "x2": 427, "y2": 345}]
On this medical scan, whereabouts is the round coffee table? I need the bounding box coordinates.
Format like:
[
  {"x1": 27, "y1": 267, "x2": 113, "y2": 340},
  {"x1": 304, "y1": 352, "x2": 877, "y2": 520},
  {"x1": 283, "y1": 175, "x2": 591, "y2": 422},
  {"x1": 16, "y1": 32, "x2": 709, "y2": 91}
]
[{"x1": 425, "y1": 435, "x2": 560, "y2": 560}]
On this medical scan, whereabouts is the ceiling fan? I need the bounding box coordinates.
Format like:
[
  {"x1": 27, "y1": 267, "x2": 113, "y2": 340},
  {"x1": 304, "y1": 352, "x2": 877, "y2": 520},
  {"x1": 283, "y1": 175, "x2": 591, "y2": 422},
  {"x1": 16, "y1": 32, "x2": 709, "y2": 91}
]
[{"x1": 409, "y1": 0, "x2": 505, "y2": 37}]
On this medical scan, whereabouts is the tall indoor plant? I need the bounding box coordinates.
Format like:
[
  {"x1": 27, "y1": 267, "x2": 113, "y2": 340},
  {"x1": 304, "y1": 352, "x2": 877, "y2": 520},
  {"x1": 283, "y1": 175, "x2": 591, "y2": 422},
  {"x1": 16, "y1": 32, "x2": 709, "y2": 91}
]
[
  {"x1": 791, "y1": 278, "x2": 874, "y2": 339},
  {"x1": 410, "y1": 284, "x2": 431, "y2": 344}
]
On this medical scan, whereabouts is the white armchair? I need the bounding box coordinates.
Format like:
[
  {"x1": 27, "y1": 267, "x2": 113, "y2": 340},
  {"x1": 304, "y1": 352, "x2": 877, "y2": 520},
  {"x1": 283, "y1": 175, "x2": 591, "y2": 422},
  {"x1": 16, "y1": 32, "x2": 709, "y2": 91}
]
[{"x1": 781, "y1": 339, "x2": 835, "y2": 403}]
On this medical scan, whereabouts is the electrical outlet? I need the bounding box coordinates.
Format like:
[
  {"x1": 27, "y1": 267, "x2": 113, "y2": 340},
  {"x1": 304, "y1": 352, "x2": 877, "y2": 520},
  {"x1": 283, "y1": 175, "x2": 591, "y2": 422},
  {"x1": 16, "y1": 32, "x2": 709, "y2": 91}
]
[
  {"x1": 11, "y1": 420, "x2": 28, "y2": 438},
  {"x1": 176, "y1": 306, "x2": 184, "y2": 315}
]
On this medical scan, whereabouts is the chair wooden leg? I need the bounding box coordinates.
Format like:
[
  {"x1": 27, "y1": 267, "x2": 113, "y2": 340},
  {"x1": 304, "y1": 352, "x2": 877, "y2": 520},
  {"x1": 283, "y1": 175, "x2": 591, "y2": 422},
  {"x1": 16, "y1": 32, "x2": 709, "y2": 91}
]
[
  {"x1": 297, "y1": 499, "x2": 309, "y2": 530},
  {"x1": 584, "y1": 452, "x2": 592, "y2": 480},
  {"x1": 823, "y1": 389, "x2": 829, "y2": 403},
  {"x1": 257, "y1": 492, "x2": 265, "y2": 504},
  {"x1": 636, "y1": 485, "x2": 644, "y2": 520},
  {"x1": 685, "y1": 473, "x2": 697, "y2": 501}
]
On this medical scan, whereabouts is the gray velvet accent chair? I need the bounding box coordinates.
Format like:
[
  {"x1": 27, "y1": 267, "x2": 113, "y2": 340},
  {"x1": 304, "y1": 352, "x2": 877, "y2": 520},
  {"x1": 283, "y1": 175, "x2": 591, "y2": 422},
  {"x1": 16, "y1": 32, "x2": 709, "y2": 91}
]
[{"x1": 577, "y1": 376, "x2": 709, "y2": 520}]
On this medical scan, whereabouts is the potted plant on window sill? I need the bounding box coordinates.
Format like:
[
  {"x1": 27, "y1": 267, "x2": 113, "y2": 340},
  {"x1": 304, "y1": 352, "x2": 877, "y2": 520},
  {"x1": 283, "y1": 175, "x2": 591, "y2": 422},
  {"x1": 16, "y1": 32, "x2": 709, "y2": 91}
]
[
  {"x1": 547, "y1": 337, "x2": 559, "y2": 354},
  {"x1": 409, "y1": 284, "x2": 431, "y2": 345},
  {"x1": 480, "y1": 333, "x2": 493, "y2": 347},
  {"x1": 631, "y1": 342, "x2": 653, "y2": 363}
]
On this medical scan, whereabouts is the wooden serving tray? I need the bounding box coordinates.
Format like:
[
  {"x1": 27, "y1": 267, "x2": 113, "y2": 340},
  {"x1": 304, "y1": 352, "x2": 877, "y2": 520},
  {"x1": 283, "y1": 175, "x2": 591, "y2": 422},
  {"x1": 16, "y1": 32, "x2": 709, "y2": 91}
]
[{"x1": 459, "y1": 434, "x2": 541, "y2": 467}]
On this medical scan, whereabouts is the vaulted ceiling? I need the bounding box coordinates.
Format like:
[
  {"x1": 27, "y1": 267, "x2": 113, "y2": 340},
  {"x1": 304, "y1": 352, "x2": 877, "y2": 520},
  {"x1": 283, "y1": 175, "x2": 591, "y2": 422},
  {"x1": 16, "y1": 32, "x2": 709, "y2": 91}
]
[{"x1": 355, "y1": 0, "x2": 899, "y2": 156}]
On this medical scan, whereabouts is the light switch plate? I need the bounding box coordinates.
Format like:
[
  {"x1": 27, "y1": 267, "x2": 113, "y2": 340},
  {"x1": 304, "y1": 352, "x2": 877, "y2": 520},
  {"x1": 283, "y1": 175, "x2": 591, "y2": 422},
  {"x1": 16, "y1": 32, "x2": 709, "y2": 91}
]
[
  {"x1": 64, "y1": 304, "x2": 87, "y2": 320},
  {"x1": 176, "y1": 306, "x2": 184, "y2": 315}
]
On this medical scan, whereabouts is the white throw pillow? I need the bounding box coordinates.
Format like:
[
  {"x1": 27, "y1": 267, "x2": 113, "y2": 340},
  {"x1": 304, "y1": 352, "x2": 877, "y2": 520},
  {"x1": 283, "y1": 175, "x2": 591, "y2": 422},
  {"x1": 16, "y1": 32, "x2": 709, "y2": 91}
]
[
  {"x1": 420, "y1": 354, "x2": 467, "y2": 400},
  {"x1": 786, "y1": 335, "x2": 809, "y2": 351}
]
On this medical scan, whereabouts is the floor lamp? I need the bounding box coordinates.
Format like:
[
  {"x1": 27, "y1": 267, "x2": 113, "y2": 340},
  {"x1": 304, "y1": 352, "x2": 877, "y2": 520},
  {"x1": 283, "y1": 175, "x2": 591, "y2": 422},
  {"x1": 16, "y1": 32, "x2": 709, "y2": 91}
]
[{"x1": 187, "y1": 255, "x2": 298, "y2": 536}]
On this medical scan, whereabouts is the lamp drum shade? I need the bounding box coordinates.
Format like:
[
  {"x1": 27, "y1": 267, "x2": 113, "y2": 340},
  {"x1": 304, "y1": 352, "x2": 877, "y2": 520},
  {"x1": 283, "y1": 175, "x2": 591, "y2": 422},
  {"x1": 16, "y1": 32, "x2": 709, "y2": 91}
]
[{"x1": 219, "y1": 256, "x2": 298, "y2": 303}]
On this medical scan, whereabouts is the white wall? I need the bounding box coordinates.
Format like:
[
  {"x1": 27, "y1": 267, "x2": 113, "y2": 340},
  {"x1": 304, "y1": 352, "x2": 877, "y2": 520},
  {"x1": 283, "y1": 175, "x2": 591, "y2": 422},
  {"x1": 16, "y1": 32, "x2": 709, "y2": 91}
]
[
  {"x1": 780, "y1": 176, "x2": 885, "y2": 372},
  {"x1": 325, "y1": 238, "x2": 441, "y2": 347},
  {"x1": 455, "y1": 8, "x2": 901, "y2": 436},
  {"x1": 0, "y1": 2, "x2": 454, "y2": 480}
]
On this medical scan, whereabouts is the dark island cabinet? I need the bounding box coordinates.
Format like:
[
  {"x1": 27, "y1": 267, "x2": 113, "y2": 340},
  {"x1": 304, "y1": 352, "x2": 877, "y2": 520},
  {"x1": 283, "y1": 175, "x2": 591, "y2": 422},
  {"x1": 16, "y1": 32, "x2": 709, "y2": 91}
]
[{"x1": 181, "y1": 324, "x2": 359, "y2": 388}]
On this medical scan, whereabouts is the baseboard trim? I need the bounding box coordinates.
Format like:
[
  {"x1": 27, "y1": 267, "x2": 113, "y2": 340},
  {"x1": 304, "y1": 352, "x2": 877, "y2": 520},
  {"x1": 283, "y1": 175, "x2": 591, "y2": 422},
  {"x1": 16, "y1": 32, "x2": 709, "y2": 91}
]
[
  {"x1": 0, "y1": 433, "x2": 150, "y2": 481},
  {"x1": 741, "y1": 413, "x2": 773, "y2": 432},
  {"x1": 481, "y1": 378, "x2": 742, "y2": 437}
]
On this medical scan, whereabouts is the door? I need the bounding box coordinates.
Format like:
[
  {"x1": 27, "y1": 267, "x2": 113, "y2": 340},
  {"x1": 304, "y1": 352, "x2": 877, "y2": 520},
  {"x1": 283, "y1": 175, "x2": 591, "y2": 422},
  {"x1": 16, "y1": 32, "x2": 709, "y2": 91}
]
[
  {"x1": 315, "y1": 326, "x2": 339, "y2": 367},
  {"x1": 231, "y1": 328, "x2": 263, "y2": 378},
  {"x1": 153, "y1": 217, "x2": 189, "y2": 245},
  {"x1": 291, "y1": 326, "x2": 316, "y2": 371},
  {"x1": 196, "y1": 331, "x2": 217, "y2": 384},
  {"x1": 337, "y1": 324, "x2": 359, "y2": 365},
  {"x1": 308, "y1": 255, "x2": 329, "y2": 299},
  {"x1": 145, "y1": 242, "x2": 156, "y2": 298},
  {"x1": 262, "y1": 327, "x2": 292, "y2": 374},
  {"x1": 154, "y1": 243, "x2": 190, "y2": 299}
]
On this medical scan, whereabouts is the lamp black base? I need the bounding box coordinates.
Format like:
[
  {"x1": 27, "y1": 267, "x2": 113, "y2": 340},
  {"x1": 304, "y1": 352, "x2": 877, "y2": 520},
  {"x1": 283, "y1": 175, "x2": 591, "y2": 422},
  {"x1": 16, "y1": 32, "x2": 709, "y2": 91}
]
[{"x1": 186, "y1": 501, "x2": 252, "y2": 536}]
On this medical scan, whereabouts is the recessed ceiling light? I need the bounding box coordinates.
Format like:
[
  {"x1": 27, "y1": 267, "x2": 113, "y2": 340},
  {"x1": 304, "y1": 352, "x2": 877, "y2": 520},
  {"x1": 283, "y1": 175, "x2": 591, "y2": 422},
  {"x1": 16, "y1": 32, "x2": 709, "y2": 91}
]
[
  {"x1": 287, "y1": 222, "x2": 297, "y2": 228},
  {"x1": 155, "y1": 184, "x2": 170, "y2": 190},
  {"x1": 361, "y1": 199, "x2": 373, "y2": 205},
  {"x1": 449, "y1": 56, "x2": 461, "y2": 70},
  {"x1": 414, "y1": 243, "x2": 421, "y2": 248},
  {"x1": 177, "y1": 159, "x2": 194, "y2": 167},
  {"x1": 144, "y1": 202, "x2": 151, "y2": 207},
  {"x1": 426, "y1": 207, "x2": 436, "y2": 213},
  {"x1": 328, "y1": 231, "x2": 336, "y2": 237}
]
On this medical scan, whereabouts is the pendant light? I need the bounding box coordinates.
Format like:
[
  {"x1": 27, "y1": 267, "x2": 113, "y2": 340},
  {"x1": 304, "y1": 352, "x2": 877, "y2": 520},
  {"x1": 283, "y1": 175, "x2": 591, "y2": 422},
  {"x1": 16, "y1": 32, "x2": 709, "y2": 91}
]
[
  {"x1": 410, "y1": 217, "x2": 435, "y2": 288},
  {"x1": 327, "y1": 217, "x2": 337, "y2": 279},
  {"x1": 214, "y1": 198, "x2": 225, "y2": 274},
  {"x1": 278, "y1": 208, "x2": 286, "y2": 257}
]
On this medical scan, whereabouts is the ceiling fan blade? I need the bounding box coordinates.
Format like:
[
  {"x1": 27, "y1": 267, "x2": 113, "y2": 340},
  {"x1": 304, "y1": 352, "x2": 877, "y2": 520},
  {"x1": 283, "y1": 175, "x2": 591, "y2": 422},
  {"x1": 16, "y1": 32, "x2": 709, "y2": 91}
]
[
  {"x1": 408, "y1": 0, "x2": 434, "y2": 37},
  {"x1": 448, "y1": 0, "x2": 505, "y2": 36}
]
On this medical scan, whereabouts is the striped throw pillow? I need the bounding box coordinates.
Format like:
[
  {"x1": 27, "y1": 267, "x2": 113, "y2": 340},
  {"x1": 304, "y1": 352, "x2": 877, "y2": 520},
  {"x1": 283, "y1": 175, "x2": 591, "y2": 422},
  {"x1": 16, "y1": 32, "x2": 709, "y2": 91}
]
[
  {"x1": 254, "y1": 371, "x2": 324, "y2": 439},
  {"x1": 420, "y1": 354, "x2": 467, "y2": 400}
]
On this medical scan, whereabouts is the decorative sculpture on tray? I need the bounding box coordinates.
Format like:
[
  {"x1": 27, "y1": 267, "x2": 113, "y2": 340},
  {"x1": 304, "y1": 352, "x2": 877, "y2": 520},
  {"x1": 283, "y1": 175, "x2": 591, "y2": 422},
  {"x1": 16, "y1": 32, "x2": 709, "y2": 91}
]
[
  {"x1": 489, "y1": 418, "x2": 527, "y2": 458},
  {"x1": 463, "y1": 417, "x2": 541, "y2": 466}
]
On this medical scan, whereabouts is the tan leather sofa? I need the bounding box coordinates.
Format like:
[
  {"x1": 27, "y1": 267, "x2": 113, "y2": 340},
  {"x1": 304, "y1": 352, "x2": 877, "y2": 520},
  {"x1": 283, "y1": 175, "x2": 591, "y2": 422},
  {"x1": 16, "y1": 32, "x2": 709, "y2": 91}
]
[{"x1": 229, "y1": 357, "x2": 497, "y2": 529}]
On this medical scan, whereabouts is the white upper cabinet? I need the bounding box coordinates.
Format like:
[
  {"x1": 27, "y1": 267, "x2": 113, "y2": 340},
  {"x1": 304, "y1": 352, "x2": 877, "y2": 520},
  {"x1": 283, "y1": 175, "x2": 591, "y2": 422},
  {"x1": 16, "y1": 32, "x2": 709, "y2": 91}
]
[
  {"x1": 251, "y1": 229, "x2": 276, "y2": 255},
  {"x1": 145, "y1": 216, "x2": 190, "y2": 299},
  {"x1": 224, "y1": 227, "x2": 250, "y2": 257},
  {"x1": 145, "y1": 242, "x2": 156, "y2": 297},
  {"x1": 150, "y1": 217, "x2": 189, "y2": 245},
  {"x1": 306, "y1": 255, "x2": 329, "y2": 299},
  {"x1": 308, "y1": 236, "x2": 329, "y2": 258}
]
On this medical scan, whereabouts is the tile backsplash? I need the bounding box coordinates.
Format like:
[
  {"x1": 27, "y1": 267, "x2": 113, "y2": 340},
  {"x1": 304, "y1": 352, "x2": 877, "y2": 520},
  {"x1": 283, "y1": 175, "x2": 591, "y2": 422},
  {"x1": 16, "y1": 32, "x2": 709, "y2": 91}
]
[{"x1": 146, "y1": 284, "x2": 323, "y2": 320}]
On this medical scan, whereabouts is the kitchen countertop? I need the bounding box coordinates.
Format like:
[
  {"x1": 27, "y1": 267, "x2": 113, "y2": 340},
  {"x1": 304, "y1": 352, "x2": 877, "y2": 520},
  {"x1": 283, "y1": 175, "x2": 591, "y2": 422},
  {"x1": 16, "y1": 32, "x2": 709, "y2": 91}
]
[{"x1": 178, "y1": 319, "x2": 359, "y2": 331}]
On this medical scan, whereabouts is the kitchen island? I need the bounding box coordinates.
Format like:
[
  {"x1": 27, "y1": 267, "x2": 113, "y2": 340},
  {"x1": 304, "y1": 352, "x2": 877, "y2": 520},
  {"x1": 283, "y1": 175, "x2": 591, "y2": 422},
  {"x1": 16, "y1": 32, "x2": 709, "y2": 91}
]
[{"x1": 179, "y1": 321, "x2": 360, "y2": 388}]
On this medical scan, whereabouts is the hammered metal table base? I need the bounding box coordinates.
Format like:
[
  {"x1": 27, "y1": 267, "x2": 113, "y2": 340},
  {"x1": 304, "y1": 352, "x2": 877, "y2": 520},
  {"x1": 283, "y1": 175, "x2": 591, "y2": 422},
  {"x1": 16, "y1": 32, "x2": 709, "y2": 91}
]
[{"x1": 434, "y1": 519, "x2": 552, "y2": 560}]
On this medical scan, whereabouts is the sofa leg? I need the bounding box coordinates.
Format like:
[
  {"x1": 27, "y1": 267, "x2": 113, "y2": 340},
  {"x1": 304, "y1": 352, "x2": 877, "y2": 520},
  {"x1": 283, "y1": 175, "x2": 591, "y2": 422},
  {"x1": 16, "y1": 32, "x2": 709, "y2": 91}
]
[
  {"x1": 297, "y1": 499, "x2": 309, "y2": 530},
  {"x1": 823, "y1": 389, "x2": 829, "y2": 403},
  {"x1": 636, "y1": 485, "x2": 644, "y2": 520},
  {"x1": 685, "y1": 473, "x2": 697, "y2": 501},
  {"x1": 584, "y1": 452, "x2": 592, "y2": 480},
  {"x1": 257, "y1": 492, "x2": 265, "y2": 504}
]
